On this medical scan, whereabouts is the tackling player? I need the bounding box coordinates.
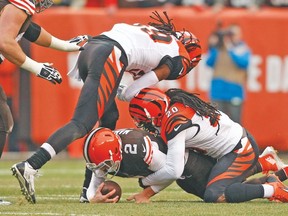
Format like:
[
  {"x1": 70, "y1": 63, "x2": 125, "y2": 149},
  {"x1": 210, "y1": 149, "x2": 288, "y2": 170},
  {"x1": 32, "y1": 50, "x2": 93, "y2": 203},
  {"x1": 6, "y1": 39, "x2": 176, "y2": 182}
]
[
  {"x1": 81, "y1": 127, "x2": 288, "y2": 203},
  {"x1": 11, "y1": 11, "x2": 202, "y2": 204},
  {"x1": 128, "y1": 88, "x2": 288, "y2": 203}
]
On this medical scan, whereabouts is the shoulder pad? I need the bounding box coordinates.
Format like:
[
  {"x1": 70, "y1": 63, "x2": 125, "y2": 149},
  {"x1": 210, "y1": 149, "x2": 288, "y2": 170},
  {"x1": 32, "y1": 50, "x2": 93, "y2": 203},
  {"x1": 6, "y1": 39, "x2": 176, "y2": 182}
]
[{"x1": 160, "y1": 103, "x2": 196, "y2": 142}]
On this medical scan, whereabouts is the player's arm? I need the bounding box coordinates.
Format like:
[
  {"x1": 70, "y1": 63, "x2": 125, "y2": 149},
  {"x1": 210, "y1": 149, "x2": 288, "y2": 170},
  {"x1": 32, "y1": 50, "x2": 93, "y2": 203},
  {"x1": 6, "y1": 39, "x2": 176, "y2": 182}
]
[
  {"x1": 0, "y1": 4, "x2": 29, "y2": 66},
  {"x1": 117, "y1": 63, "x2": 171, "y2": 102},
  {"x1": 86, "y1": 171, "x2": 118, "y2": 203},
  {"x1": 127, "y1": 131, "x2": 186, "y2": 203},
  {"x1": 0, "y1": 5, "x2": 62, "y2": 84},
  {"x1": 142, "y1": 131, "x2": 186, "y2": 191},
  {"x1": 24, "y1": 22, "x2": 88, "y2": 52}
]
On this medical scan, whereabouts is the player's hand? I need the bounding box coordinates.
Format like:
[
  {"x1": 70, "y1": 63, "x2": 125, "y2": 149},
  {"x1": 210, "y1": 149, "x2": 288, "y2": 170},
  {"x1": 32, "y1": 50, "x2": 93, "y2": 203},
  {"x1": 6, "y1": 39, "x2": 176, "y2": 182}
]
[
  {"x1": 68, "y1": 35, "x2": 90, "y2": 50},
  {"x1": 89, "y1": 182, "x2": 119, "y2": 203},
  {"x1": 37, "y1": 63, "x2": 62, "y2": 85},
  {"x1": 117, "y1": 84, "x2": 128, "y2": 101},
  {"x1": 127, "y1": 192, "x2": 150, "y2": 204},
  {"x1": 127, "y1": 187, "x2": 155, "y2": 204}
]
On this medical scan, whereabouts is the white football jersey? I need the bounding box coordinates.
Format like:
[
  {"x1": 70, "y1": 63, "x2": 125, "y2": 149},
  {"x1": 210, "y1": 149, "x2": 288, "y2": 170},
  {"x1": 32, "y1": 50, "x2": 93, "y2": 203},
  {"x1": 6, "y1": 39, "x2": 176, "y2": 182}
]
[
  {"x1": 102, "y1": 23, "x2": 182, "y2": 76},
  {"x1": 161, "y1": 103, "x2": 243, "y2": 159}
]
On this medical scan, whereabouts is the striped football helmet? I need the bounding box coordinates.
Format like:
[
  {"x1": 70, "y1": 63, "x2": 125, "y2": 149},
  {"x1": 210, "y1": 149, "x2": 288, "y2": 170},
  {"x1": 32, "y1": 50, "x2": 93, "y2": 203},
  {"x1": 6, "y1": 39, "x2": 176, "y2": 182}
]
[
  {"x1": 177, "y1": 31, "x2": 202, "y2": 69},
  {"x1": 129, "y1": 88, "x2": 170, "y2": 134}
]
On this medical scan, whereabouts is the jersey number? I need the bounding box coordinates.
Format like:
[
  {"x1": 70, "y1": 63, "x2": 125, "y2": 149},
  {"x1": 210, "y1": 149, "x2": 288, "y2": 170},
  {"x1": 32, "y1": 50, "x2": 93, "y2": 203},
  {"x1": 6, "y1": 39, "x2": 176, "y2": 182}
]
[
  {"x1": 140, "y1": 25, "x2": 172, "y2": 44},
  {"x1": 124, "y1": 144, "x2": 137, "y2": 154},
  {"x1": 166, "y1": 106, "x2": 179, "y2": 118}
]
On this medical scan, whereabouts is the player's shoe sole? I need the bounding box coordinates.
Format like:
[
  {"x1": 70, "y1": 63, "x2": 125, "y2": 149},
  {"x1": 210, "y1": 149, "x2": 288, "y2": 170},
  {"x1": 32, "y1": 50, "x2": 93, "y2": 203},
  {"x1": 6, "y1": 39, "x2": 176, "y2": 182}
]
[
  {"x1": 259, "y1": 146, "x2": 287, "y2": 173},
  {"x1": 0, "y1": 200, "x2": 11, "y2": 205},
  {"x1": 11, "y1": 163, "x2": 36, "y2": 204}
]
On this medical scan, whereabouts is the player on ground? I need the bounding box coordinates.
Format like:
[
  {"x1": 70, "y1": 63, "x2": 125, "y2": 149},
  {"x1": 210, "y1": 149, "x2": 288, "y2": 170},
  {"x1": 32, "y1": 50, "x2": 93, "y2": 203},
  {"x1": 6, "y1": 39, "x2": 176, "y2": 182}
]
[
  {"x1": 0, "y1": 0, "x2": 87, "y2": 205},
  {"x1": 81, "y1": 127, "x2": 288, "y2": 203},
  {"x1": 128, "y1": 88, "x2": 288, "y2": 203},
  {"x1": 11, "y1": 11, "x2": 202, "y2": 204}
]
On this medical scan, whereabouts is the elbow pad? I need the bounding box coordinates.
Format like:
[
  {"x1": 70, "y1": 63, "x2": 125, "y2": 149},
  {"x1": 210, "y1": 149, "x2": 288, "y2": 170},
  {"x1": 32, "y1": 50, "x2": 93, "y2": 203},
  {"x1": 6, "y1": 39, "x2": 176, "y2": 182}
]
[{"x1": 167, "y1": 56, "x2": 191, "y2": 80}]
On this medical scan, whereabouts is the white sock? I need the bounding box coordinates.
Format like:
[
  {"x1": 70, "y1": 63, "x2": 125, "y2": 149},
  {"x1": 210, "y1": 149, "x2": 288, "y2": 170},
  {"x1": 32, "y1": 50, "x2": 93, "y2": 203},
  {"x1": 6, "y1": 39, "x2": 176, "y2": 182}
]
[
  {"x1": 262, "y1": 184, "x2": 274, "y2": 198},
  {"x1": 41, "y1": 143, "x2": 56, "y2": 158}
]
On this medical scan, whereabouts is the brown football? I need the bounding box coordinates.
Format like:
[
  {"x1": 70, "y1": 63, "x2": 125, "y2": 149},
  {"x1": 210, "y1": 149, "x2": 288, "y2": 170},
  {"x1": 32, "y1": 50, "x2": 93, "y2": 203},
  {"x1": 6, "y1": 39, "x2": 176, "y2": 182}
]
[{"x1": 101, "y1": 180, "x2": 122, "y2": 202}]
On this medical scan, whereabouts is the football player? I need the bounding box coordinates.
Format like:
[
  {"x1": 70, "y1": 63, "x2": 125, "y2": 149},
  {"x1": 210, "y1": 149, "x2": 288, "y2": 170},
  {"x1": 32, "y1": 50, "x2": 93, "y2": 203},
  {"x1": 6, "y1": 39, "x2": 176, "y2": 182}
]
[
  {"x1": 81, "y1": 127, "x2": 288, "y2": 203},
  {"x1": 128, "y1": 88, "x2": 288, "y2": 203},
  {"x1": 0, "y1": 0, "x2": 87, "y2": 158},
  {"x1": 0, "y1": 0, "x2": 87, "y2": 205},
  {"x1": 11, "y1": 11, "x2": 202, "y2": 204}
]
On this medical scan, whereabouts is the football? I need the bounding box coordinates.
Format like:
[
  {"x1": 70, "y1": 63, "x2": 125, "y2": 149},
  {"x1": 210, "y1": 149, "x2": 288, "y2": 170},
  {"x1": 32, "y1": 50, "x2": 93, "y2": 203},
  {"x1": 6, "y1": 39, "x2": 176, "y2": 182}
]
[{"x1": 101, "y1": 180, "x2": 122, "y2": 202}]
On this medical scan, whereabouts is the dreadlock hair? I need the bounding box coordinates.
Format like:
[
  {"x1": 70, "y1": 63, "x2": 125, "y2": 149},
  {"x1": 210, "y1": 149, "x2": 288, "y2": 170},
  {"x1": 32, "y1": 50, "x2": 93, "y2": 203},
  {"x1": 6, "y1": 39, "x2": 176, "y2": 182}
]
[
  {"x1": 165, "y1": 88, "x2": 221, "y2": 127},
  {"x1": 148, "y1": 11, "x2": 178, "y2": 38}
]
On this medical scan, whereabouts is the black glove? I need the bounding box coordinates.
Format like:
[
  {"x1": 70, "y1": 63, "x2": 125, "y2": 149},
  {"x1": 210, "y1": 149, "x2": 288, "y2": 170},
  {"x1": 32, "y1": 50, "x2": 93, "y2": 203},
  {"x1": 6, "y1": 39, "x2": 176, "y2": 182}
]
[{"x1": 37, "y1": 64, "x2": 62, "y2": 84}]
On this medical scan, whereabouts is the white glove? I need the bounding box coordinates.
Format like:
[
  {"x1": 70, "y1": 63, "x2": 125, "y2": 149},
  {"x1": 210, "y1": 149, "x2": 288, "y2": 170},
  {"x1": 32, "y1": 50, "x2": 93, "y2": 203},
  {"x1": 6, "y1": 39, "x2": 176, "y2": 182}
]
[
  {"x1": 50, "y1": 35, "x2": 90, "y2": 52},
  {"x1": 117, "y1": 84, "x2": 128, "y2": 101}
]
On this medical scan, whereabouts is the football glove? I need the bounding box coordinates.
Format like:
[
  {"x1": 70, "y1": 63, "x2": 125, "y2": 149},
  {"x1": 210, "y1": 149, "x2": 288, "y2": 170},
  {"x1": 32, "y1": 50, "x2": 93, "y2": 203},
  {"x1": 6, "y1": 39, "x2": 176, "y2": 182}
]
[
  {"x1": 68, "y1": 35, "x2": 90, "y2": 50},
  {"x1": 37, "y1": 64, "x2": 62, "y2": 84},
  {"x1": 117, "y1": 84, "x2": 128, "y2": 101}
]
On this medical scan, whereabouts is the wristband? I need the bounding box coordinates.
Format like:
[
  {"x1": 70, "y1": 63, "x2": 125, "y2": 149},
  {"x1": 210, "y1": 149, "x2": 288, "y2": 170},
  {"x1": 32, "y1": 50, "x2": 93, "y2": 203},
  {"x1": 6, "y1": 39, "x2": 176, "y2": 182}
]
[
  {"x1": 50, "y1": 36, "x2": 80, "y2": 52},
  {"x1": 20, "y1": 56, "x2": 42, "y2": 75}
]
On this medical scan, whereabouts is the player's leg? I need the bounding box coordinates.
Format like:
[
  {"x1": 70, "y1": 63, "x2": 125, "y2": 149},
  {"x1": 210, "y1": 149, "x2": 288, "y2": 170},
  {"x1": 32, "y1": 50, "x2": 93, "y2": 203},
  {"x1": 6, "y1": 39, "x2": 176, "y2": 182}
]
[
  {"x1": 204, "y1": 130, "x2": 259, "y2": 203},
  {"x1": 0, "y1": 86, "x2": 13, "y2": 205},
  {"x1": 205, "y1": 130, "x2": 288, "y2": 203},
  {"x1": 0, "y1": 85, "x2": 13, "y2": 158},
  {"x1": 80, "y1": 101, "x2": 119, "y2": 203},
  {"x1": 11, "y1": 41, "x2": 128, "y2": 203}
]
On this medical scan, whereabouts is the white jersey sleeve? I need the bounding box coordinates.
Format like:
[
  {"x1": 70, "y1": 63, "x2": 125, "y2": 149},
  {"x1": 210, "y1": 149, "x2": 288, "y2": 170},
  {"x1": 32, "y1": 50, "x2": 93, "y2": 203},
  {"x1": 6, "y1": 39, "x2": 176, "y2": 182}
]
[
  {"x1": 86, "y1": 171, "x2": 106, "y2": 202},
  {"x1": 9, "y1": 0, "x2": 36, "y2": 15},
  {"x1": 142, "y1": 130, "x2": 186, "y2": 193}
]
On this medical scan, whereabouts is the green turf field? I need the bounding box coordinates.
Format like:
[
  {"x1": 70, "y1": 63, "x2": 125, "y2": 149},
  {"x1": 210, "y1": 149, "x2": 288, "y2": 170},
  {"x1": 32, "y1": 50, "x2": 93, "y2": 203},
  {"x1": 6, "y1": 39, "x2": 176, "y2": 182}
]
[{"x1": 1, "y1": 154, "x2": 288, "y2": 216}]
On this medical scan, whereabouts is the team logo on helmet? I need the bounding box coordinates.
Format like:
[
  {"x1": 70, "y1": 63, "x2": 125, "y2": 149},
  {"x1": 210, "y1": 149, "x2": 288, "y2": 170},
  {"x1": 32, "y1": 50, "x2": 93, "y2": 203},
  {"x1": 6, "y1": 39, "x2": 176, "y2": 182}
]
[
  {"x1": 83, "y1": 127, "x2": 122, "y2": 177},
  {"x1": 129, "y1": 88, "x2": 170, "y2": 134},
  {"x1": 177, "y1": 31, "x2": 202, "y2": 69}
]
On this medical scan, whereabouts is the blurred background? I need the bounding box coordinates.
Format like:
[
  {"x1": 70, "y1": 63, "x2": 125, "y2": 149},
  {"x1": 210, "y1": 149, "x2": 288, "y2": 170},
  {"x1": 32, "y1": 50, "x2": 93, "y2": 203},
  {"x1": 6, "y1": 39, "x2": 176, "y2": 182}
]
[{"x1": 1, "y1": 0, "x2": 288, "y2": 158}]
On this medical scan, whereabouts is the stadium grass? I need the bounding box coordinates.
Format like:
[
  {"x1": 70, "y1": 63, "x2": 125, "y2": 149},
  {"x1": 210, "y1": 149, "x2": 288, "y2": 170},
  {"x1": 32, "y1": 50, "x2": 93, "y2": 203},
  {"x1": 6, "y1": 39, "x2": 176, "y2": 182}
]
[{"x1": 1, "y1": 154, "x2": 288, "y2": 216}]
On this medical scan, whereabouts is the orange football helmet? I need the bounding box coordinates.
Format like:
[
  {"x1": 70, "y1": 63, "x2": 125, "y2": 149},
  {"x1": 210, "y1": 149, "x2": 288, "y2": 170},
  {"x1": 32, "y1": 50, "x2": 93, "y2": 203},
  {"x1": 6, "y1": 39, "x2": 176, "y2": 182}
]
[{"x1": 83, "y1": 127, "x2": 122, "y2": 177}]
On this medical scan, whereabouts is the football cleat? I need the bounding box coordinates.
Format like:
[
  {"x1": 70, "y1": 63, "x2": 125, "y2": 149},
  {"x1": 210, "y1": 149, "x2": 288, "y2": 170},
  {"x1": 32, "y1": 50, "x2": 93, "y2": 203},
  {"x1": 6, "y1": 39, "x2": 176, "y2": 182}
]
[
  {"x1": 11, "y1": 162, "x2": 38, "y2": 204},
  {"x1": 258, "y1": 146, "x2": 286, "y2": 174},
  {"x1": 266, "y1": 174, "x2": 288, "y2": 202},
  {"x1": 0, "y1": 199, "x2": 11, "y2": 205},
  {"x1": 79, "y1": 187, "x2": 89, "y2": 203}
]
